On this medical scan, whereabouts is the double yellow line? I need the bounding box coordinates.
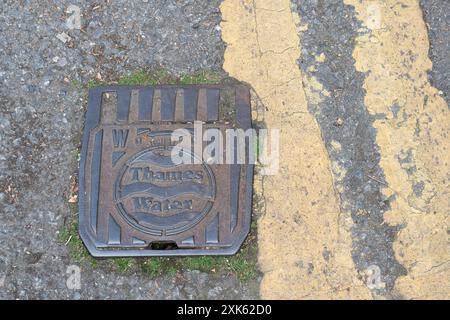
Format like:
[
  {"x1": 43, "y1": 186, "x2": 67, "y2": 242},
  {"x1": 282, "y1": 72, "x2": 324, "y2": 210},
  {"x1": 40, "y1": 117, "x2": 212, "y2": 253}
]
[
  {"x1": 220, "y1": 0, "x2": 449, "y2": 299},
  {"x1": 221, "y1": 0, "x2": 370, "y2": 299}
]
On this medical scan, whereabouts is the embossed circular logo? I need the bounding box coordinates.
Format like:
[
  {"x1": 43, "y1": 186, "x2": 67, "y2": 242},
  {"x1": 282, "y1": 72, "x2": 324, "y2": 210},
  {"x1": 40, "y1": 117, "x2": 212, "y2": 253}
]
[{"x1": 114, "y1": 145, "x2": 216, "y2": 236}]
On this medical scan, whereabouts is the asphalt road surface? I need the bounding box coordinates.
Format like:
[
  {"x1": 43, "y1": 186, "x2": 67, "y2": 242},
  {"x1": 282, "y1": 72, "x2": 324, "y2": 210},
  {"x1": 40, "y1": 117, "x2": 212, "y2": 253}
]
[{"x1": 0, "y1": 0, "x2": 448, "y2": 299}]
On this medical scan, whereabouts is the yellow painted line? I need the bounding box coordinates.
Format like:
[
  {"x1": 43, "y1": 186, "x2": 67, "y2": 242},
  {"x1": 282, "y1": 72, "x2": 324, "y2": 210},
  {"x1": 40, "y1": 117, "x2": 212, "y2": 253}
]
[
  {"x1": 345, "y1": 0, "x2": 450, "y2": 299},
  {"x1": 220, "y1": 0, "x2": 371, "y2": 299}
]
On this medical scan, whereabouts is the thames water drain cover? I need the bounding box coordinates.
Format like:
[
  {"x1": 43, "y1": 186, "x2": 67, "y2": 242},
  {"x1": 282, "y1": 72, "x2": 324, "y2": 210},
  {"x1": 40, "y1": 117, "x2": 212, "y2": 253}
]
[{"x1": 79, "y1": 85, "x2": 253, "y2": 257}]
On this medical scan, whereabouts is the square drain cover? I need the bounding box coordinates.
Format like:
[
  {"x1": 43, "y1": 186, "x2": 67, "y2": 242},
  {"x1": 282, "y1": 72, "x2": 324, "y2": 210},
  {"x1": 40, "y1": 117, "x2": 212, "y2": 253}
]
[{"x1": 79, "y1": 85, "x2": 253, "y2": 257}]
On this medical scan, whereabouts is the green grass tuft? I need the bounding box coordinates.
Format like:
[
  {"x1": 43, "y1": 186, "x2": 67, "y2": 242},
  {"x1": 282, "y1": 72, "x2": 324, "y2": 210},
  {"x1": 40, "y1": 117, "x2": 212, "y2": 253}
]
[
  {"x1": 182, "y1": 256, "x2": 219, "y2": 272},
  {"x1": 117, "y1": 70, "x2": 167, "y2": 85},
  {"x1": 117, "y1": 69, "x2": 221, "y2": 86},
  {"x1": 113, "y1": 258, "x2": 134, "y2": 272},
  {"x1": 58, "y1": 221, "x2": 97, "y2": 267},
  {"x1": 226, "y1": 248, "x2": 257, "y2": 281},
  {"x1": 142, "y1": 258, "x2": 162, "y2": 277},
  {"x1": 178, "y1": 71, "x2": 221, "y2": 85},
  {"x1": 83, "y1": 68, "x2": 222, "y2": 88},
  {"x1": 87, "y1": 78, "x2": 106, "y2": 88},
  {"x1": 141, "y1": 257, "x2": 178, "y2": 278}
]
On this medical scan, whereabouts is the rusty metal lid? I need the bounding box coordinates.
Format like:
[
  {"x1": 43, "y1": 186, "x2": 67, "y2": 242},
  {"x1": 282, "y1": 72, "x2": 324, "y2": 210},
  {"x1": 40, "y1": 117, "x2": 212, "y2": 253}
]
[{"x1": 78, "y1": 85, "x2": 253, "y2": 257}]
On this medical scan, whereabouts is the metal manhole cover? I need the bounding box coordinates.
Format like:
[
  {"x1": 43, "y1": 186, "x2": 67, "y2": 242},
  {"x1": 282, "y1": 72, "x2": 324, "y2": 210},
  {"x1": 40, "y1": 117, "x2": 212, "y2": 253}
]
[{"x1": 79, "y1": 85, "x2": 253, "y2": 257}]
